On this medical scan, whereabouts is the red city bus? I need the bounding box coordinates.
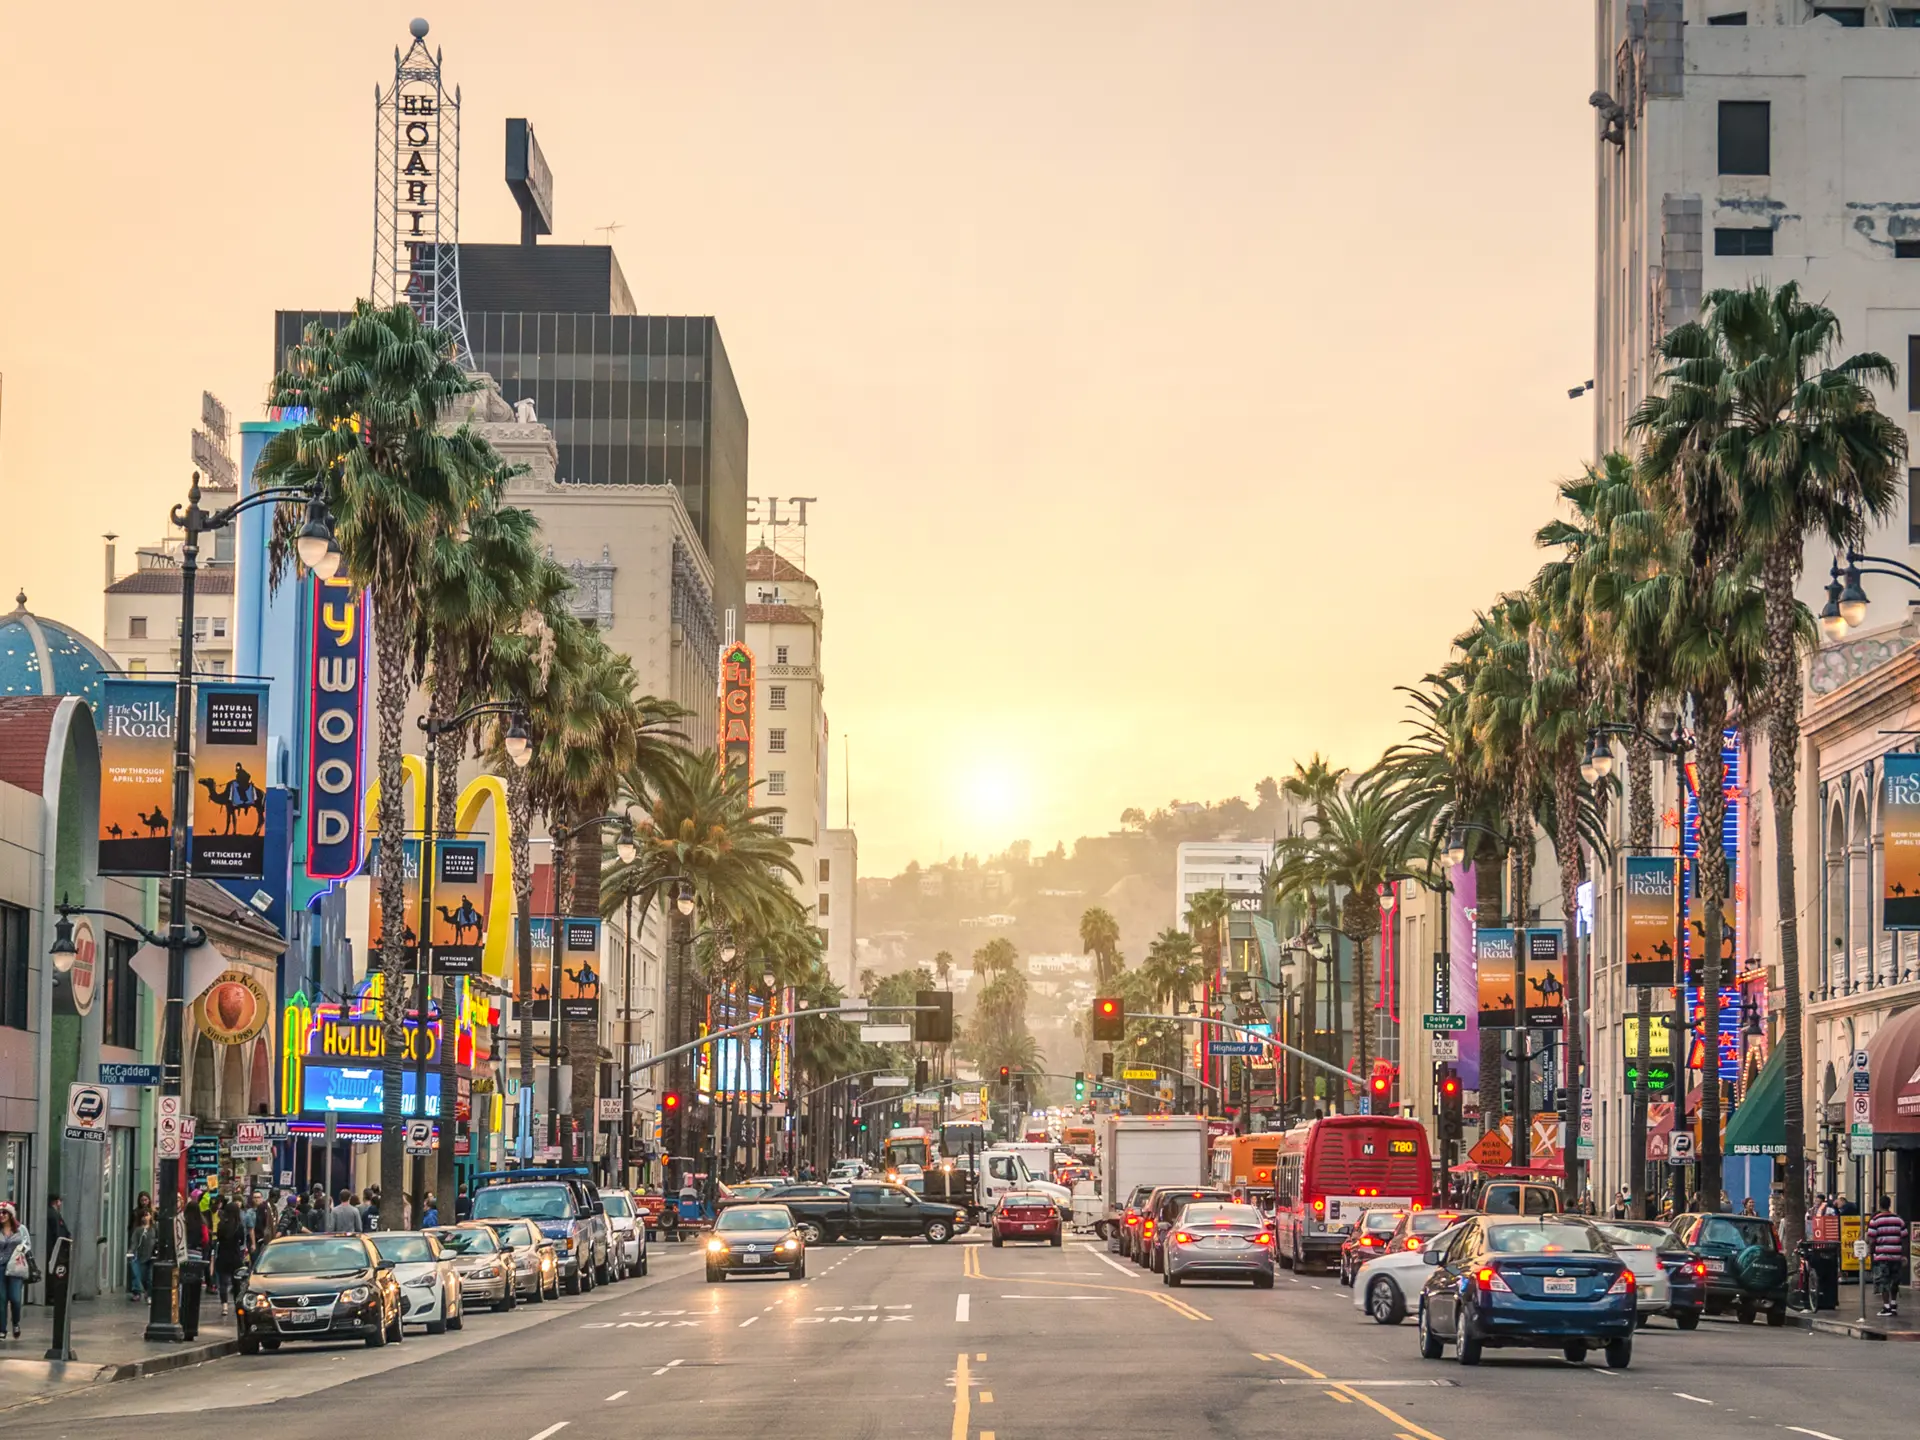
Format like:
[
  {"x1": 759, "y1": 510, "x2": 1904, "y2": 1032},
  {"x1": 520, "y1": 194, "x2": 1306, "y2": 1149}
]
[{"x1": 1270, "y1": 1115, "x2": 1433, "y2": 1274}]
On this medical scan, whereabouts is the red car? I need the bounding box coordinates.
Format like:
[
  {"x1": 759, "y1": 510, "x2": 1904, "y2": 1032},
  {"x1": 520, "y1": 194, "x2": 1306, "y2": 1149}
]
[{"x1": 992, "y1": 1191, "x2": 1063, "y2": 1247}]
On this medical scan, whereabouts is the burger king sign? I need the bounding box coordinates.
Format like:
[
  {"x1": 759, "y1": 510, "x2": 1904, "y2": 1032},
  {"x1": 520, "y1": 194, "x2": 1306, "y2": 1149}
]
[{"x1": 195, "y1": 969, "x2": 270, "y2": 1046}]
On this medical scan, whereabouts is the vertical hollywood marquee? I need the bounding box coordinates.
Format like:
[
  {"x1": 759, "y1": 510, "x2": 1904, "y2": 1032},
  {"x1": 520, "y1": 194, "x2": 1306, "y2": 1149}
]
[
  {"x1": 371, "y1": 18, "x2": 472, "y2": 358},
  {"x1": 718, "y1": 642, "x2": 755, "y2": 783},
  {"x1": 306, "y1": 577, "x2": 369, "y2": 880}
]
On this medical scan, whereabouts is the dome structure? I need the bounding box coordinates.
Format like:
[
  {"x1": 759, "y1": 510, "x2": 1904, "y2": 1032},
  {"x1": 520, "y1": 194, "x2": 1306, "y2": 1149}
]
[{"x1": 0, "y1": 591, "x2": 119, "y2": 705}]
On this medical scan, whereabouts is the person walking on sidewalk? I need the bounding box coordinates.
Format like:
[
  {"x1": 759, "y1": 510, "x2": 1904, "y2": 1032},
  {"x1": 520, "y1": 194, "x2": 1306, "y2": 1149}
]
[
  {"x1": 214, "y1": 1201, "x2": 246, "y2": 1319},
  {"x1": 0, "y1": 1207, "x2": 30, "y2": 1341},
  {"x1": 1868, "y1": 1197, "x2": 1908, "y2": 1318},
  {"x1": 129, "y1": 1207, "x2": 155, "y2": 1300},
  {"x1": 329, "y1": 1191, "x2": 363, "y2": 1234}
]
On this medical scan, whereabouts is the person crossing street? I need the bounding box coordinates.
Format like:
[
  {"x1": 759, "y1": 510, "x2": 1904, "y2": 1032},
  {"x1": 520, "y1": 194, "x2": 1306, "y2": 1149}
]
[{"x1": 1868, "y1": 1197, "x2": 1908, "y2": 1318}]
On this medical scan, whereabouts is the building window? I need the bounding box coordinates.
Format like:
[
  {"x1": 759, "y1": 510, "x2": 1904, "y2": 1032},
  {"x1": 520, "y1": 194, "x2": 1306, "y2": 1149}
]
[
  {"x1": 775, "y1": 646, "x2": 789, "y2": 665},
  {"x1": 192, "y1": 616, "x2": 209, "y2": 641},
  {"x1": 1718, "y1": 101, "x2": 1770, "y2": 176},
  {"x1": 209, "y1": 659, "x2": 227, "y2": 677},
  {"x1": 819, "y1": 859, "x2": 831, "y2": 884},
  {"x1": 767, "y1": 770, "x2": 787, "y2": 796},
  {"x1": 127, "y1": 659, "x2": 147, "y2": 678},
  {"x1": 0, "y1": 903, "x2": 27, "y2": 1031},
  {"x1": 1707, "y1": 9, "x2": 1747, "y2": 20},
  {"x1": 769, "y1": 686, "x2": 787, "y2": 710},
  {"x1": 1894, "y1": 8, "x2": 1920, "y2": 24},
  {"x1": 1897, "y1": 240, "x2": 1920, "y2": 259},
  {"x1": 102, "y1": 933, "x2": 140, "y2": 1049},
  {"x1": 1714, "y1": 227, "x2": 1773, "y2": 256},
  {"x1": 769, "y1": 728, "x2": 787, "y2": 753},
  {"x1": 1812, "y1": 6, "x2": 1866, "y2": 22},
  {"x1": 767, "y1": 812, "x2": 785, "y2": 835},
  {"x1": 212, "y1": 616, "x2": 227, "y2": 639},
  {"x1": 818, "y1": 893, "x2": 831, "y2": 918},
  {"x1": 128, "y1": 616, "x2": 147, "y2": 639}
]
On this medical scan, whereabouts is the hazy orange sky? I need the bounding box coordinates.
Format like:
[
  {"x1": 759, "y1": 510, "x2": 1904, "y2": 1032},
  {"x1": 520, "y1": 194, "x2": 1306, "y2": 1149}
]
[{"x1": 0, "y1": 3, "x2": 1593, "y2": 875}]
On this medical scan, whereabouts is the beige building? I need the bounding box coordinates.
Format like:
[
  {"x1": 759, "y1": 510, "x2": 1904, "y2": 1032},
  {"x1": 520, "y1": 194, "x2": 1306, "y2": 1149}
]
[
  {"x1": 820, "y1": 829, "x2": 859, "y2": 994},
  {"x1": 102, "y1": 537, "x2": 236, "y2": 680}
]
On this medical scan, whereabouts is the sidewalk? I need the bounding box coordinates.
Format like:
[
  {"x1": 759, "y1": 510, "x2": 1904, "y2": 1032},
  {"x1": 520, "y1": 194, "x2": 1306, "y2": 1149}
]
[
  {"x1": 1791, "y1": 1306, "x2": 1920, "y2": 1341},
  {"x1": 0, "y1": 1298, "x2": 236, "y2": 1410}
]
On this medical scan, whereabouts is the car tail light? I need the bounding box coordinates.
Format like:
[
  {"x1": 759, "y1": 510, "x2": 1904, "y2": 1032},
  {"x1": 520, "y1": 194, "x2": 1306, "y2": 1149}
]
[
  {"x1": 1406, "y1": 1238, "x2": 1422, "y2": 1250},
  {"x1": 1359, "y1": 1236, "x2": 1378, "y2": 1247},
  {"x1": 1255, "y1": 1233, "x2": 1273, "y2": 1246},
  {"x1": 1173, "y1": 1232, "x2": 1193, "y2": 1245},
  {"x1": 1412, "y1": 1202, "x2": 1423, "y2": 1212},
  {"x1": 1143, "y1": 1220, "x2": 1156, "y2": 1236},
  {"x1": 1475, "y1": 1267, "x2": 1512, "y2": 1293},
  {"x1": 1312, "y1": 1199, "x2": 1325, "y2": 1213},
  {"x1": 1692, "y1": 1261, "x2": 1707, "y2": 1277},
  {"x1": 1608, "y1": 1273, "x2": 1635, "y2": 1295}
]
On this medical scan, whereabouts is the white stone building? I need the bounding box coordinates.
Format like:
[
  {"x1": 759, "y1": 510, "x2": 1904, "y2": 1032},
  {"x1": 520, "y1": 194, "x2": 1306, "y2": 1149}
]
[{"x1": 1174, "y1": 841, "x2": 1273, "y2": 925}]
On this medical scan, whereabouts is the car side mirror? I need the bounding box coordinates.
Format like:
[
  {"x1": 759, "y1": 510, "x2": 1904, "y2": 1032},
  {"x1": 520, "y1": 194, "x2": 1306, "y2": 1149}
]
[{"x1": 1420, "y1": 1245, "x2": 1442, "y2": 1266}]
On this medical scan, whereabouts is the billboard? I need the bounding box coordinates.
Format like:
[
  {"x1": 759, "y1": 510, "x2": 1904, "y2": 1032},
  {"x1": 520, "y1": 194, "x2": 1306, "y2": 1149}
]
[
  {"x1": 428, "y1": 839, "x2": 489, "y2": 974},
  {"x1": 1524, "y1": 928, "x2": 1566, "y2": 1029},
  {"x1": 1475, "y1": 928, "x2": 1517, "y2": 1030},
  {"x1": 1623, "y1": 856, "x2": 1681, "y2": 987},
  {"x1": 97, "y1": 679, "x2": 177, "y2": 876},
  {"x1": 558, "y1": 917, "x2": 602, "y2": 1021},
  {"x1": 306, "y1": 577, "x2": 369, "y2": 881},
  {"x1": 190, "y1": 683, "x2": 269, "y2": 878},
  {"x1": 718, "y1": 642, "x2": 754, "y2": 782},
  {"x1": 1885, "y1": 752, "x2": 1920, "y2": 930}
]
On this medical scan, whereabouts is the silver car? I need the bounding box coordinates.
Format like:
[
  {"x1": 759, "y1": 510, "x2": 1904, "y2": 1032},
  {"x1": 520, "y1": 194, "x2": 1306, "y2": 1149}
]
[
  {"x1": 485, "y1": 1218, "x2": 561, "y2": 1302},
  {"x1": 431, "y1": 1224, "x2": 517, "y2": 1311},
  {"x1": 1162, "y1": 1203, "x2": 1276, "y2": 1289},
  {"x1": 599, "y1": 1188, "x2": 649, "y2": 1279}
]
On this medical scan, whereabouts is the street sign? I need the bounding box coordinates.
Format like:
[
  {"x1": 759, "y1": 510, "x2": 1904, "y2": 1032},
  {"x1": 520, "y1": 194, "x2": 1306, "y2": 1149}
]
[
  {"x1": 859, "y1": 1024, "x2": 912, "y2": 1044},
  {"x1": 1207, "y1": 1040, "x2": 1263, "y2": 1057},
  {"x1": 1156, "y1": 1084, "x2": 1173, "y2": 1101},
  {"x1": 1667, "y1": 1130, "x2": 1695, "y2": 1164},
  {"x1": 157, "y1": 1095, "x2": 185, "y2": 1158},
  {"x1": 1854, "y1": 1238, "x2": 1871, "y2": 1260},
  {"x1": 1851, "y1": 1092, "x2": 1871, "y2": 1125},
  {"x1": 259, "y1": 1117, "x2": 290, "y2": 1140},
  {"x1": 63, "y1": 1083, "x2": 108, "y2": 1144},
  {"x1": 872, "y1": 1075, "x2": 910, "y2": 1088},
  {"x1": 1853, "y1": 1050, "x2": 1871, "y2": 1092},
  {"x1": 597, "y1": 1097, "x2": 621, "y2": 1121},
  {"x1": 1430, "y1": 1035, "x2": 1459, "y2": 1061},
  {"x1": 404, "y1": 1119, "x2": 436, "y2": 1155},
  {"x1": 231, "y1": 1120, "x2": 270, "y2": 1159},
  {"x1": 1122, "y1": 1067, "x2": 1157, "y2": 1081},
  {"x1": 1422, "y1": 1013, "x2": 1466, "y2": 1032},
  {"x1": 1851, "y1": 1132, "x2": 1875, "y2": 1157},
  {"x1": 99, "y1": 1063, "x2": 164, "y2": 1087}
]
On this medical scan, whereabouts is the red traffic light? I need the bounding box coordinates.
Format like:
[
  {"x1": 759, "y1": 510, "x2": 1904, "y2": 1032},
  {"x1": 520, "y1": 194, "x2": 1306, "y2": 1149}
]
[
  {"x1": 1440, "y1": 1073, "x2": 1461, "y2": 1099},
  {"x1": 1091, "y1": 996, "x2": 1126, "y2": 1040},
  {"x1": 662, "y1": 1092, "x2": 681, "y2": 1111},
  {"x1": 1369, "y1": 1060, "x2": 1394, "y2": 1096},
  {"x1": 998, "y1": 1066, "x2": 1011, "y2": 1083}
]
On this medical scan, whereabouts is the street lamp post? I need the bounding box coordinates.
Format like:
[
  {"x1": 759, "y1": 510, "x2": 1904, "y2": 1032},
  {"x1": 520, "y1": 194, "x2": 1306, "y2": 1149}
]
[
  {"x1": 116, "y1": 473, "x2": 336, "y2": 1340},
  {"x1": 411, "y1": 701, "x2": 529, "y2": 1223}
]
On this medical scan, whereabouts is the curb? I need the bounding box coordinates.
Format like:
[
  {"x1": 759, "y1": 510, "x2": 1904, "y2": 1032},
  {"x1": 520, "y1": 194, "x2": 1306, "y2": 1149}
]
[{"x1": 1787, "y1": 1311, "x2": 1920, "y2": 1341}]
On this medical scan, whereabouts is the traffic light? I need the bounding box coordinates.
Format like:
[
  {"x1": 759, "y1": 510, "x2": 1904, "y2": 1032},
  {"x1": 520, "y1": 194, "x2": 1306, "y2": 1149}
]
[
  {"x1": 1099, "y1": 1051, "x2": 1113, "y2": 1079},
  {"x1": 914, "y1": 989, "x2": 954, "y2": 1043},
  {"x1": 998, "y1": 1065, "x2": 1011, "y2": 1085},
  {"x1": 1437, "y1": 1067, "x2": 1463, "y2": 1142},
  {"x1": 661, "y1": 1091, "x2": 681, "y2": 1114},
  {"x1": 914, "y1": 1058, "x2": 930, "y2": 1089},
  {"x1": 1091, "y1": 996, "x2": 1125, "y2": 1041},
  {"x1": 1074, "y1": 1071, "x2": 1086, "y2": 1101},
  {"x1": 1369, "y1": 1059, "x2": 1394, "y2": 1104}
]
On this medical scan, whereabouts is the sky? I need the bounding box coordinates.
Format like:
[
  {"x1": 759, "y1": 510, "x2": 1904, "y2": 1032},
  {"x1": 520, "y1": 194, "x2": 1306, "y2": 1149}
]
[{"x1": 0, "y1": 3, "x2": 1595, "y2": 877}]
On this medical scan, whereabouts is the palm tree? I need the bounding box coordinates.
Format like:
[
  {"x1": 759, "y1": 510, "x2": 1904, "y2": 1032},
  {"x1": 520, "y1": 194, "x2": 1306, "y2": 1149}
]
[
  {"x1": 1643, "y1": 283, "x2": 1905, "y2": 1248},
  {"x1": 1282, "y1": 754, "x2": 1349, "y2": 812},
  {"x1": 1140, "y1": 928, "x2": 1203, "y2": 1011},
  {"x1": 973, "y1": 937, "x2": 1019, "y2": 980},
  {"x1": 1079, "y1": 907, "x2": 1124, "y2": 990},
  {"x1": 262, "y1": 302, "x2": 504, "y2": 1229},
  {"x1": 933, "y1": 951, "x2": 954, "y2": 990}
]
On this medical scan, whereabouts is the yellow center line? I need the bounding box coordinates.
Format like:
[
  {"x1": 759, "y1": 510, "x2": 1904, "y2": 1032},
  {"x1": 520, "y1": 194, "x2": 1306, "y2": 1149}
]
[
  {"x1": 951, "y1": 1352, "x2": 970, "y2": 1440},
  {"x1": 1326, "y1": 1389, "x2": 1353, "y2": 1404},
  {"x1": 1263, "y1": 1351, "x2": 1328, "y2": 1380},
  {"x1": 1328, "y1": 1385, "x2": 1447, "y2": 1440}
]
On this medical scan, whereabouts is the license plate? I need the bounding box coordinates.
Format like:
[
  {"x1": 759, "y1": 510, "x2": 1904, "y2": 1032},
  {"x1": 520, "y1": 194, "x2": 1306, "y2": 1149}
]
[
  {"x1": 283, "y1": 1307, "x2": 318, "y2": 1324},
  {"x1": 1021, "y1": 1223, "x2": 1038, "y2": 1231},
  {"x1": 742, "y1": 1253, "x2": 761, "y2": 1265},
  {"x1": 1706, "y1": 1259, "x2": 1725, "y2": 1273},
  {"x1": 1204, "y1": 1237, "x2": 1239, "y2": 1248},
  {"x1": 1543, "y1": 1277, "x2": 1576, "y2": 1295}
]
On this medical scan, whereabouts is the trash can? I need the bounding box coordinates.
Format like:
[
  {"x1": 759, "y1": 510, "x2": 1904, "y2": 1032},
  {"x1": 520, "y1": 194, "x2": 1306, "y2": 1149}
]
[
  {"x1": 1803, "y1": 1241, "x2": 1841, "y2": 1312},
  {"x1": 178, "y1": 1252, "x2": 208, "y2": 1340}
]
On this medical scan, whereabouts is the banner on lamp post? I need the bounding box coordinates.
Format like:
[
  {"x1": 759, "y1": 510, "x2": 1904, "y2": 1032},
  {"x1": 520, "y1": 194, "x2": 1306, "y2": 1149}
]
[
  {"x1": 1884, "y1": 753, "x2": 1920, "y2": 931},
  {"x1": 97, "y1": 679, "x2": 178, "y2": 876},
  {"x1": 190, "y1": 683, "x2": 269, "y2": 878},
  {"x1": 1623, "y1": 855, "x2": 1681, "y2": 986},
  {"x1": 428, "y1": 839, "x2": 489, "y2": 975},
  {"x1": 1475, "y1": 928, "x2": 1517, "y2": 1030},
  {"x1": 558, "y1": 917, "x2": 602, "y2": 1021},
  {"x1": 1524, "y1": 928, "x2": 1566, "y2": 1029}
]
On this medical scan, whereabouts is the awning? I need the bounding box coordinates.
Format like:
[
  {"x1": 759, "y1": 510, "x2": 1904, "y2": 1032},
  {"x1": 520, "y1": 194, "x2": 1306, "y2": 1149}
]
[
  {"x1": 1869, "y1": 1003, "x2": 1920, "y2": 1137},
  {"x1": 1725, "y1": 1047, "x2": 1786, "y2": 1156}
]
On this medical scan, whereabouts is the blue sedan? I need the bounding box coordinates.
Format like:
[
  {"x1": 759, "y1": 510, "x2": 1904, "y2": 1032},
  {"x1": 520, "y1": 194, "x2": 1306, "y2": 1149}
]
[{"x1": 1417, "y1": 1216, "x2": 1636, "y2": 1368}]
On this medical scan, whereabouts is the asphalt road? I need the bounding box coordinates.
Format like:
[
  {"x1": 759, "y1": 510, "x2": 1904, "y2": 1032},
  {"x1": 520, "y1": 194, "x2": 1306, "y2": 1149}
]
[{"x1": 5, "y1": 1232, "x2": 1916, "y2": 1440}]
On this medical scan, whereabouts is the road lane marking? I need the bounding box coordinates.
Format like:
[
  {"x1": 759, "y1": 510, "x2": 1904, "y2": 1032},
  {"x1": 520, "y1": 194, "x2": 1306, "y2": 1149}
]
[
  {"x1": 951, "y1": 1352, "x2": 970, "y2": 1440},
  {"x1": 1326, "y1": 1390, "x2": 1352, "y2": 1404},
  {"x1": 604, "y1": 1391, "x2": 627, "y2": 1402},
  {"x1": 650, "y1": 1359, "x2": 686, "y2": 1376},
  {"x1": 1674, "y1": 1393, "x2": 1712, "y2": 1405},
  {"x1": 1329, "y1": 1386, "x2": 1447, "y2": 1440},
  {"x1": 977, "y1": 1352, "x2": 986, "y2": 1360},
  {"x1": 739, "y1": 1315, "x2": 759, "y2": 1328},
  {"x1": 1264, "y1": 1353, "x2": 1328, "y2": 1380},
  {"x1": 980, "y1": 1392, "x2": 993, "y2": 1404},
  {"x1": 1090, "y1": 1250, "x2": 1138, "y2": 1277},
  {"x1": 1786, "y1": 1429, "x2": 1849, "y2": 1440},
  {"x1": 528, "y1": 1427, "x2": 569, "y2": 1440},
  {"x1": 956, "y1": 1293, "x2": 970, "y2": 1322}
]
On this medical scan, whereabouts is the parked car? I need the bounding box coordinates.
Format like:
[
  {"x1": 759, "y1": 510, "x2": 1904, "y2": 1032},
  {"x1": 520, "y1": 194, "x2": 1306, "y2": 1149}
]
[
  {"x1": 779, "y1": 1181, "x2": 970, "y2": 1245},
  {"x1": 706, "y1": 1204, "x2": 807, "y2": 1282},
  {"x1": 1472, "y1": 1179, "x2": 1563, "y2": 1216},
  {"x1": 1596, "y1": 1220, "x2": 1707, "y2": 1329},
  {"x1": 599, "y1": 1187, "x2": 649, "y2": 1278},
  {"x1": 485, "y1": 1218, "x2": 562, "y2": 1301},
  {"x1": 368, "y1": 1231, "x2": 464, "y2": 1334},
  {"x1": 1666, "y1": 1212, "x2": 1790, "y2": 1326},
  {"x1": 1417, "y1": 1216, "x2": 1635, "y2": 1369},
  {"x1": 1353, "y1": 1215, "x2": 1478, "y2": 1325},
  {"x1": 1142, "y1": 1188, "x2": 1236, "y2": 1273},
  {"x1": 991, "y1": 1191, "x2": 1062, "y2": 1247},
  {"x1": 235, "y1": 1234, "x2": 404, "y2": 1353},
  {"x1": 1162, "y1": 1202, "x2": 1275, "y2": 1288},
  {"x1": 1339, "y1": 1207, "x2": 1408, "y2": 1287},
  {"x1": 470, "y1": 1167, "x2": 611, "y2": 1294},
  {"x1": 434, "y1": 1223, "x2": 521, "y2": 1310}
]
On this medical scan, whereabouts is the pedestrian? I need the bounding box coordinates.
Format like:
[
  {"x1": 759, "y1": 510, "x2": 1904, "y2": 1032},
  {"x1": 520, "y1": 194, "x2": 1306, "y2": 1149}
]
[
  {"x1": 455, "y1": 1185, "x2": 471, "y2": 1221},
  {"x1": 421, "y1": 1198, "x2": 438, "y2": 1229},
  {"x1": 214, "y1": 1201, "x2": 246, "y2": 1319},
  {"x1": 0, "y1": 1206, "x2": 32, "y2": 1341},
  {"x1": 255, "y1": 1191, "x2": 277, "y2": 1251},
  {"x1": 1868, "y1": 1196, "x2": 1908, "y2": 1318},
  {"x1": 1741, "y1": 1196, "x2": 1758, "y2": 1216},
  {"x1": 310, "y1": 1184, "x2": 332, "y2": 1231},
  {"x1": 361, "y1": 1188, "x2": 379, "y2": 1232},
  {"x1": 130, "y1": 1191, "x2": 152, "y2": 1235},
  {"x1": 330, "y1": 1190, "x2": 363, "y2": 1234},
  {"x1": 44, "y1": 1194, "x2": 70, "y2": 1252},
  {"x1": 129, "y1": 1206, "x2": 155, "y2": 1300}
]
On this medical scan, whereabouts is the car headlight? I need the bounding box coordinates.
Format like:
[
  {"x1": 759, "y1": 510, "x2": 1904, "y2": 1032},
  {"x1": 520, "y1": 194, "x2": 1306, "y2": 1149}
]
[
  {"x1": 781, "y1": 1239, "x2": 800, "y2": 1251},
  {"x1": 405, "y1": 1273, "x2": 437, "y2": 1289},
  {"x1": 707, "y1": 1239, "x2": 729, "y2": 1254},
  {"x1": 245, "y1": 1292, "x2": 272, "y2": 1311},
  {"x1": 339, "y1": 1286, "x2": 372, "y2": 1305},
  {"x1": 466, "y1": 1264, "x2": 500, "y2": 1280}
]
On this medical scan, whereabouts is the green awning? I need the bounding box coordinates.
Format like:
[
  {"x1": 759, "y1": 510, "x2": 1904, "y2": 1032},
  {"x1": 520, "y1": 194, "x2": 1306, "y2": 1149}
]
[{"x1": 1725, "y1": 1047, "x2": 1787, "y2": 1156}]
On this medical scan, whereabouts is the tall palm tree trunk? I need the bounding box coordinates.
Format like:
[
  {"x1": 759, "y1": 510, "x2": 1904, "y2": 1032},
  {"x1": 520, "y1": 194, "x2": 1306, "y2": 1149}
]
[
  {"x1": 509, "y1": 765, "x2": 535, "y2": 1166},
  {"x1": 1555, "y1": 752, "x2": 1584, "y2": 1203},
  {"x1": 374, "y1": 607, "x2": 411, "y2": 1231},
  {"x1": 1627, "y1": 733, "x2": 1656, "y2": 1219},
  {"x1": 567, "y1": 824, "x2": 604, "y2": 1178},
  {"x1": 1512, "y1": 783, "x2": 1535, "y2": 1171},
  {"x1": 1763, "y1": 541, "x2": 1809, "y2": 1249},
  {"x1": 1694, "y1": 690, "x2": 1732, "y2": 1209}
]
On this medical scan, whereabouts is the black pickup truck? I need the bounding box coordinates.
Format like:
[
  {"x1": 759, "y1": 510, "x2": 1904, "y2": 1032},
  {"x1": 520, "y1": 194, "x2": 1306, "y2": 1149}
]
[{"x1": 779, "y1": 1182, "x2": 970, "y2": 1245}]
